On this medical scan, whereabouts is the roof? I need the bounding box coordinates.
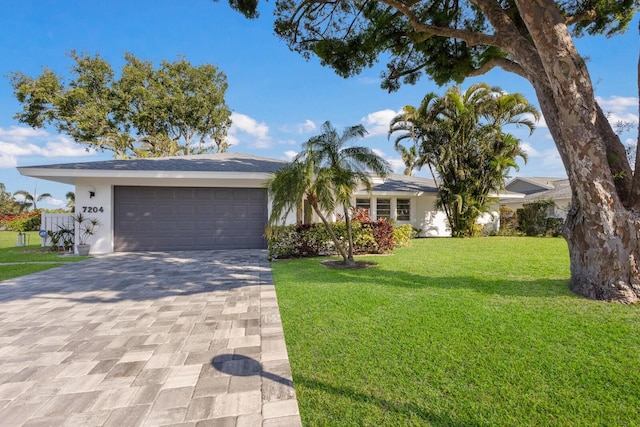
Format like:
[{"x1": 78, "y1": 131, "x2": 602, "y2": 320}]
[
  {"x1": 18, "y1": 153, "x2": 290, "y2": 185},
  {"x1": 21, "y1": 153, "x2": 289, "y2": 173},
  {"x1": 520, "y1": 178, "x2": 571, "y2": 202},
  {"x1": 505, "y1": 176, "x2": 567, "y2": 194},
  {"x1": 367, "y1": 173, "x2": 437, "y2": 194}
]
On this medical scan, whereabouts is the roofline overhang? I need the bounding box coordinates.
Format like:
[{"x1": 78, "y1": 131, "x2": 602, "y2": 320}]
[
  {"x1": 17, "y1": 167, "x2": 274, "y2": 186},
  {"x1": 354, "y1": 190, "x2": 436, "y2": 197},
  {"x1": 506, "y1": 177, "x2": 555, "y2": 190}
]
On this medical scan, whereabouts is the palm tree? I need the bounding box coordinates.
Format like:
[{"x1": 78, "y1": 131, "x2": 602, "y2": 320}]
[
  {"x1": 390, "y1": 84, "x2": 538, "y2": 236},
  {"x1": 65, "y1": 191, "x2": 75, "y2": 212},
  {"x1": 268, "y1": 121, "x2": 391, "y2": 266},
  {"x1": 298, "y1": 121, "x2": 391, "y2": 265},
  {"x1": 13, "y1": 188, "x2": 52, "y2": 211},
  {"x1": 266, "y1": 156, "x2": 352, "y2": 262}
]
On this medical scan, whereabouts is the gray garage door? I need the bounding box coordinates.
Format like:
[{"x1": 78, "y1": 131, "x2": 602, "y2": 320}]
[{"x1": 114, "y1": 186, "x2": 268, "y2": 251}]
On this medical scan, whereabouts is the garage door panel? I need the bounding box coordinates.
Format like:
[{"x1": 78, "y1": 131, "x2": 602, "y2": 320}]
[{"x1": 114, "y1": 186, "x2": 267, "y2": 251}]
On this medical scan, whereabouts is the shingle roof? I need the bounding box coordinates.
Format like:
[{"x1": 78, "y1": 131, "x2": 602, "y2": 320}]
[
  {"x1": 371, "y1": 173, "x2": 437, "y2": 193},
  {"x1": 521, "y1": 178, "x2": 571, "y2": 202},
  {"x1": 23, "y1": 153, "x2": 289, "y2": 174}
]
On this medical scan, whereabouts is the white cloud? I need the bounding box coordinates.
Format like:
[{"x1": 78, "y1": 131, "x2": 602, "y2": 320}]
[
  {"x1": 298, "y1": 120, "x2": 316, "y2": 134},
  {"x1": 596, "y1": 95, "x2": 637, "y2": 113},
  {"x1": 388, "y1": 158, "x2": 407, "y2": 174},
  {"x1": 361, "y1": 109, "x2": 399, "y2": 137},
  {"x1": 43, "y1": 136, "x2": 92, "y2": 157},
  {"x1": 0, "y1": 136, "x2": 92, "y2": 160},
  {"x1": 0, "y1": 126, "x2": 49, "y2": 143},
  {"x1": 520, "y1": 142, "x2": 540, "y2": 157},
  {"x1": 370, "y1": 148, "x2": 405, "y2": 174},
  {"x1": 519, "y1": 139, "x2": 565, "y2": 174},
  {"x1": 596, "y1": 95, "x2": 639, "y2": 129},
  {"x1": 229, "y1": 112, "x2": 271, "y2": 149},
  {"x1": 48, "y1": 197, "x2": 66, "y2": 207},
  {"x1": 278, "y1": 120, "x2": 317, "y2": 135},
  {"x1": 0, "y1": 126, "x2": 97, "y2": 169},
  {"x1": 0, "y1": 153, "x2": 18, "y2": 168},
  {"x1": 283, "y1": 150, "x2": 297, "y2": 160}
]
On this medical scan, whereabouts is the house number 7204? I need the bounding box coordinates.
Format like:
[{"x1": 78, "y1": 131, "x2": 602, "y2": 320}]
[{"x1": 82, "y1": 206, "x2": 104, "y2": 213}]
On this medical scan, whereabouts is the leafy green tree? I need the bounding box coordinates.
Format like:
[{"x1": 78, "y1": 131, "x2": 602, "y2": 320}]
[
  {"x1": 13, "y1": 188, "x2": 52, "y2": 211},
  {"x1": 298, "y1": 121, "x2": 391, "y2": 264},
  {"x1": 224, "y1": 0, "x2": 640, "y2": 302},
  {"x1": 390, "y1": 84, "x2": 535, "y2": 237},
  {"x1": 9, "y1": 51, "x2": 232, "y2": 158},
  {"x1": 267, "y1": 121, "x2": 391, "y2": 266},
  {"x1": 0, "y1": 183, "x2": 21, "y2": 216}
]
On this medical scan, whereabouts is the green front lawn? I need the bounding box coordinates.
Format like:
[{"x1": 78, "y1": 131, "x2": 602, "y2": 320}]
[
  {"x1": 0, "y1": 231, "x2": 87, "y2": 281},
  {"x1": 272, "y1": 237, "x2": 640, "y2": 426}
]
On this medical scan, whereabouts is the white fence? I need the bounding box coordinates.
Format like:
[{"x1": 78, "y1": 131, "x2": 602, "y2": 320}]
[{"x1": 40, "y1": 213, "x2": 74, "y2": 247}]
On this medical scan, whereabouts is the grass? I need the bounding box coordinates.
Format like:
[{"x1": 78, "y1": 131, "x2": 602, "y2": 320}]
[
  {"x1": 271, "y1": 237, "x2": 640, "y2": 426},
  {"x1": 0, "y1": 231, "x2": 88, "y2": 281}
]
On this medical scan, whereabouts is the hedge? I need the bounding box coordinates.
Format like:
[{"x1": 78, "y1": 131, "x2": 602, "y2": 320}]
[
  {"x1": 0, "y1": 211, "x2": 41, "y2": 232},
  {"x1": 268, "y1": 219, "x2": 398, "y2": 259}
]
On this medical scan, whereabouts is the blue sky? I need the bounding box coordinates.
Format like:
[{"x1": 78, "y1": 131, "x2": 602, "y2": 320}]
[{"x1": 0, "y1": 1, "x2": 638, "y2": 209}]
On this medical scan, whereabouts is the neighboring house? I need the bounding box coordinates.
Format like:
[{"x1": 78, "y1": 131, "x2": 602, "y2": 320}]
[
  {"x1": 501, "y1": 177, "x2": 571, "y2": 219},
  {"x1": 19, "y1": 154, "x2": 502, "y2": 254}
]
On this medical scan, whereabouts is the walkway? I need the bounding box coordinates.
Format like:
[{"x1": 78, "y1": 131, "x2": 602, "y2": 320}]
[{"x1": 0, "y1": 250, "x2": 301, "y2": 426}]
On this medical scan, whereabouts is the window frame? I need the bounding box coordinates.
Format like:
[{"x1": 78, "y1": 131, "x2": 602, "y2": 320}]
[
  {"x1": 396, "y1": 198, "x2": 411, "y2": 221},
  {"x1": 376, "y1": 198, "x2": 391, "y2": 220}
]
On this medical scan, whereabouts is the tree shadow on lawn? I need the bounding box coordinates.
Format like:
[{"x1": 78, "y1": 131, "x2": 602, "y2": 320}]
[
  {"x1": 305, "y1": 260, "x2": 575, "y2": 300},
  {"x1": 0, "y1": 250, "x2": 272, "y2": 304},
  {"x1": 295, "y1": 375, "x2": 485, "y2": 427}
]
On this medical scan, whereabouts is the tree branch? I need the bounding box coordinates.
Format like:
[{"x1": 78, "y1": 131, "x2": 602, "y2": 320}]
[
  {"x1": 467, "y1": 57, "x2": 528, "y2": 80},
  {"x1": 565, "y1": 9, "x2": 597, "y2": 26},
  {"x1": 378, "y1": 0, "x2": 500, "y2": 47}
]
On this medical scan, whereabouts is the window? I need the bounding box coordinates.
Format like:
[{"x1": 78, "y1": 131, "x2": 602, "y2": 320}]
[
  {"x1": 356, "y1": 198, "x2": 370, "y2": 213},
  {"x1": 377, "y1": 198, "x2": 391, "y2": 219},
  {"x1": 397, "y1": 199, "x2": 410, "y2": 221}
]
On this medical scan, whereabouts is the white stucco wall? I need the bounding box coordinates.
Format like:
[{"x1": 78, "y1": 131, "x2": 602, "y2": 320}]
[
  {"x1": 74, "y1": 179, "x2": 114, "y2": 254},
  {"x1": 413, "y1": 195, "x2": 450, "y2": 237}
]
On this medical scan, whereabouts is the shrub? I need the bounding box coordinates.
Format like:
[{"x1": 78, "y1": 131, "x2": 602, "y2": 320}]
[
  {"x1": 297, "y1": 224, "x2": 331, "y2": 256},
  {"x1": 368, "y1": 220, "x2": 394, "y2": 253},
  {"x1": 394, "y1": 224, "x2": 414, "y2": 248},
  {"x1": 545, "y1": 217, "x2": 565, "y2": 237},
  {"x1": 268, "y1": 219, "x2": 396, "y2": 259},
  {"x1": 0, "y1": 211, "x2": 41, "y2": 231},
  {"x1": 498, "y1": 206, "x2": 519, "y2": 235},
  {"x1": 517, "y1": 200, "x2": 555, "y2": 237},
  {"x1": 48, "y1": 226, "x2": 74, "y2": 252}
]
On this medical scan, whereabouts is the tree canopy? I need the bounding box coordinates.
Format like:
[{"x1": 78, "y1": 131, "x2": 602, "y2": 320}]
[
  {"x1": 9, "y1": 52, "x2": 232, "y2": 158},
  {"x1": 390, "y1": 83, "x2": 537, "y2": 236},
  {"x1": 13, "y1": 189, "x2": 52, "y2": 211}
]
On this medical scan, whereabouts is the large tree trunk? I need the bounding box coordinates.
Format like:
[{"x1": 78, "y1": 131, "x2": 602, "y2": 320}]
[{"x1": 514, "y1": 0, "x2": 640, "y2": 303}]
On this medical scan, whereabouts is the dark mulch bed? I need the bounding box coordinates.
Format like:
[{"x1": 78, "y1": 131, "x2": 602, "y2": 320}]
[{"x1": 321, "y1": 260, "x2": 378, "y2": 270}]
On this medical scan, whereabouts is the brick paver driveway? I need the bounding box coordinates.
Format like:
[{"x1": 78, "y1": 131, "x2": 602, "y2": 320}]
[{"x1": 0, "y1": 250, "x2": 301, "y2": 426}]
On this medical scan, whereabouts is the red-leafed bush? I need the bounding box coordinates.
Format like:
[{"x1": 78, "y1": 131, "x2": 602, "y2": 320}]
[
  {"x1": 0, "y1": 211, "x2": 41, "y2": 231},
  {"x1": 267, "y1": 218, "x2": 396, "y2": 259}
]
